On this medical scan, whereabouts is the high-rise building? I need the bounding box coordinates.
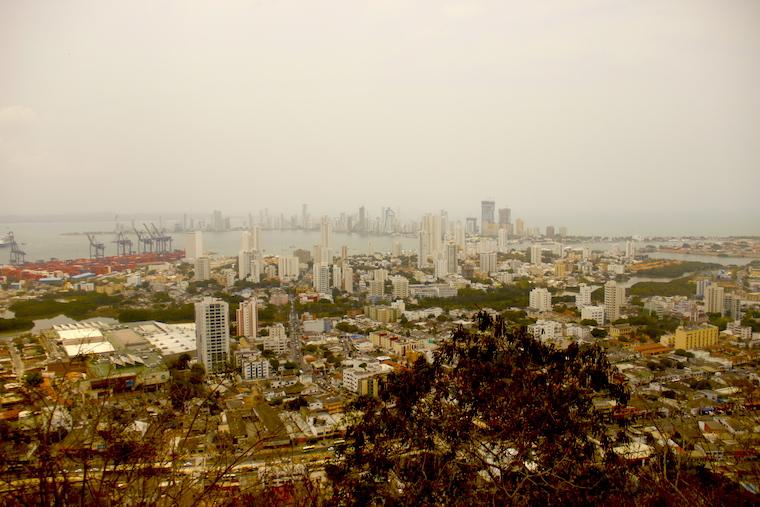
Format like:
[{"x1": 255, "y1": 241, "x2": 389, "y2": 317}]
[
  {"x1": 195, "y1": 297, "x2": 230, "y2": 374},
  {"x1": 481, "y1": 201, "x2": 495, "y2": 232},
  {"x1": 342, "y1": 266, "x2": 354, "y2": 293},
  {"x1": 446, "y1": 243, "x2": 458, "y2": 274},
  {"x1": 696, "y1": 279, "x2": 711, "y2": 298},
  {"x1": 576, "y1": 284, "x2": 593, "y2": 308},
  {"x1": 392, "y1": 239, "x2": 402, "y2": 257},
  {"x1": 332, "y1": 264, "x2": 342, "y2": 290},
  {"x1": 238, "y1": 250, "x2": 253, "y2": 280},
  {"x1": 391, "y1": 276, "x2": 409, "y2": 299},
  {"x1": 417, "y1": 230, "x2": 429, "y2": 269},
  {"x1": 301, "y1": 204, "x2": 309, "y2": 229},
  {"x1": 341, "y1": 245, "x2": 348, "y2": 259},
  {"x1": 454, "y1": 221, "x2": 466, "y2": 251},
  {"x1": 724, "y1": 293, "x2": 742, "y2": 320},
  {"x1": 581, "y1": 305, "x2": 605, "y2": 325},
  {"x1": 704, "y1": 285, "x2": 725, "y2": 315},
  {"x1": 212, "y1": 210, "x2": 225, "y2": 232},
  {"x1": 498, "y1": 207, "x2": 511, "y2": 228},
  {"x1": 465, "y1": 217, "x2": 478, "y2": 235},
  {"x1": 236, "y1": 297, "x2": 258, "y2": 338},
  {"x1": 368, "y1": 279, "x2": 384, "y2": 298},
  {"x1": 530, "y1": 245, "x2": 542, "y2": 265},
  {"x1": 479, "y1": 251, "x2": 497, "y2": 274},
  {"x1": 497, "y1": 229, "x2": 508, "y2": 251},
  {"x1": 184, "y1": 231, "x2": 203, "y2": 261},
  {"x1": 278, "y1": 256, "x2": 300, "y2": 282},
  {"x1": 358, "y1": 206, "x2": 366, "y2": 232},
  {"x1": 194, "y1": 256, "x2": 211, "y2": 281},
  {"x1": 529, "y1": 288, "x2": 552, "y2": 312},
  {"x1": 546, "y1": 226, "x2": 555, "y2": 238},
  {"x1": 559, "y1": 226, "x2": 568, "y2": 237},
  {"x1": 320, "y1": 216, "x2": 332, "y2": 250},
  {"x1": 515, "y1": 218, "x2": 525, "y2": 237},
  {"x1": 604, "y1": 281, "x2": 625, "y2": 322},
  {"x1": 625, "y1": 241, "x2": 637, "y2": 259},
  {"x1": 313, "y1": 263, "x2": 330, "y2": 294},
  {"x1": 250, "y1": 258, "x2": 262, "y2": 283}
]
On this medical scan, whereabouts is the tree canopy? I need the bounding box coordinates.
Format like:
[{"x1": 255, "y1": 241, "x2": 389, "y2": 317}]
[{"x1": 326, "y1": 311, "x2": 751, "y2": 506}]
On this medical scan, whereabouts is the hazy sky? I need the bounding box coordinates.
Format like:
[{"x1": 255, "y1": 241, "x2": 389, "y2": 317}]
[{"x1": 1, "y1": 0, "x2": 759, "y2": 235}]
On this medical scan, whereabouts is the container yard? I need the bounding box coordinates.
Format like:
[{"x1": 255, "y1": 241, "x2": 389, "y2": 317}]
[{"x1": 0, "y1": 251, "x2": 185, "y2": 281}]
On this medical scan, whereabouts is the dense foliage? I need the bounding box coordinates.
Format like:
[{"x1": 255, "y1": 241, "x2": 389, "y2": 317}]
[
  {"x1": 326, "y1": 312, "x2": 753, "y2": 506},
  {"x1": 629, "y1": 277, "x2": 694, "y2": 298},
  {"x1": 9, "y1": 292, "x2": 123, "y2": 320},
  {"x1": 634, "y1": 261, "x2": 720, "y2": 278}
]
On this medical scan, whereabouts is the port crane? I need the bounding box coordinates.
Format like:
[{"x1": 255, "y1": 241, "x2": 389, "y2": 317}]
[
  {"x1": 134, "y1": 226, "x2": 153, "y2": 254},
  {"x1": 8, "y1": 232, "x2": 26, "y2": 265},
  {"x1": 149, "y1": 223, "x2": 173, "y2": 254},
  {"x1": 114, "y1": 231, "x2": 133, "y2": 256},
  {"x1": 87, "y1": 233, "x2": 105, "y2": 259}
]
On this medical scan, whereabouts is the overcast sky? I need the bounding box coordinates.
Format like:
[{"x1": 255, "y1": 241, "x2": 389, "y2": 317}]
[{"x1": 1, "y1": 0, "x2": 759, "y2": 235}]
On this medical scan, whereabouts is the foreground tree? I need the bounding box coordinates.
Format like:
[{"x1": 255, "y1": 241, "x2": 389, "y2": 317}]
[{"x1": 326, "y1": 311, "x2": 754, "y2": 506}]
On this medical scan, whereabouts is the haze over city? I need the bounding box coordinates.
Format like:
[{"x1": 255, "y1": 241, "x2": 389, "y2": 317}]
[{"x1": 1, "y1": 0, "x2": 759, "y2": 235}]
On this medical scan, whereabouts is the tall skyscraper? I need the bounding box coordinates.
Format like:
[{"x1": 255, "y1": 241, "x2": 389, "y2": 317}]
[
  {"x1": 238, "y1": 250, "x2": 253, "y2": 280},
  {"x1": 418, "y1": 230, "x2": 429, "y2": 268},
  {"x1": 236, "y1": 297, "x2": 258, "y2": 338},
  {"x1": 320, "y1": 216, "x2": 333, "y2": 250},
  {"x1": 498, "y1": 207, "x2": 511, "y2": 228},
  {"x1": 278, "y1": 256, "x2": 300, "y2": 282},
  {"x1": 704, "y1": 285, "x2": 725, "y2": 315},
  {"x1": 481, "y1": 201, "x2": 495, "y2": 232},
  {"x1": 576, "y1": 283, "x2": 593, "y2": 308},
  {"x1": 446, "y1": 243, "x2": 458, "y2": 274},
  {"x1": 530, "y1": 245, "x2": 542, "y2": 265},
  {"x1": 515, "y1": 218, "x2": 525, "y2": 237},
  {"x1": 184, "y1": 231, "x2": 203, "y2": 261},
  {"x1": 313, "y1": 263, "x2": 330, "y2": 294},
  {"x1": 358, "y1": 206, "x2": 366, "y2": 232},
  {"x1": 342, "y1": 266, "x2": 354, "y2": 293},
  {"x1": 195, "y1": 297, "x2": 230, "y2": 374},
  {"x1": 546, "y1": 226, "x2": 555, "y2": 238},
  {"x1": 454, "y1": 221, "x2": 466, "y2": 251},
  {"x1": 604, "y1": 281, "x2": 625, "y2": 322},
  {"x1": 479, "y1": 251, "x2": 497, "y2": 274},
  {"x1": 194, "y1": 256, "x2": 211, "y2": 281}
]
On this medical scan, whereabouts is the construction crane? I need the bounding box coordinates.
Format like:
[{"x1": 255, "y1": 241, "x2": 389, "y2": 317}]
[
  {"x1": 134, "y1": 226, "x2": 153, "y2": 254},
  {"x1": 8, "y1": 232, "x2": 26, "y2": 265},
  {"x1": 150, "y1": 223, "x2": 173, "y2": 254},
  {"x1": 87, "y1": 233, "x2": 105, "y2": 259},
  {"x1": 114, "y1": 231, "x2": 133, "y2": 256}
]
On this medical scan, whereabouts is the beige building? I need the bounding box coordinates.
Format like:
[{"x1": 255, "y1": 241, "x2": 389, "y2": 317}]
[{"x1": 660, "y1": 324, "x2": 719, "y2": 350}]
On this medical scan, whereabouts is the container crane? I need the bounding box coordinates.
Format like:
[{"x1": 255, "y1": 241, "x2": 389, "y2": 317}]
[
  {"x1": 150, "y1": 223, "x2": 173, "y2": 253},
  {"x1": 134, "y1": 226, "x2": 153, "y2": 254},
  {"x1": 8, "y1": 232, "x2": 26, "y2": 265},
  {"x1": 87, "y1": 233, "x2": 105, "y2": 259},
  {"x1": 114, "y1": 231, "x2": 133, "y2": 256}
]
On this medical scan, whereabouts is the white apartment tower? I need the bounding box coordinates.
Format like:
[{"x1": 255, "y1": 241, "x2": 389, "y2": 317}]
[
  {"x1": 236, "y1": 297, "x2": 258, "y2": 338},
  {"x1": 576, "y1": 284, "x2": 593, "y2": 308},
  {"x1": 194, "y1": 256, "x2": 211, "y2": 282},
  {"x1": 238, "y1": 250, "x2": 253, "y2": 280},
  {"x1": 604, "y1": 281, "x2": 625, "y2": 322},
  {"x1": 313, "y1": 263, "x2": 330, "y2": 294},
  {"x1": 529, "y1": 288, "x2": 552, "y2": 312},
  {"x1": 704, "y1": 284, "x2": 725, "y2": 315},
  {"x1": 391, "y1": 276, "x2": 409, "y2": 299},
  {"x1": 479, "y1": 251, "x2": 497, "y2": 274},
  {"x1": 320, "y1": 216, "x2": 333, "y2": 250},
  {"x1": 278, "y1": 256, "x2": 300, "y2": 282},
  {"x1": 530, "y1": 245, "x2": 542, "y2": 265},
  {"x1": 184, "y1": 231, "x2": 203, "y2": 261},
  {"x1": 195, "y1": 298, "x2": 230, "y2": 374}
]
